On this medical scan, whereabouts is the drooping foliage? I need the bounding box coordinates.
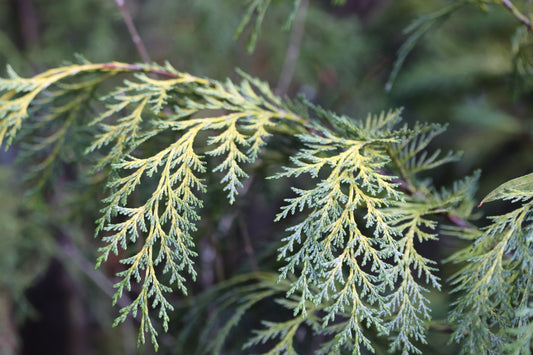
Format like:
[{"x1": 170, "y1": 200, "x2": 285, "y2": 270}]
[{"x1": 0, "y1": 0, "x2": 532, "y2": 354}]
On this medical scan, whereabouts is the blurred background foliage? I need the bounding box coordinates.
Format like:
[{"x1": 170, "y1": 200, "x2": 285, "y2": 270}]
[{"x1": 0, "y1": 0, "x2": 531, "y2": 354}]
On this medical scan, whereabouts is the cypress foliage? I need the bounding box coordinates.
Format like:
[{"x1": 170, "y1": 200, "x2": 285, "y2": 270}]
[{"x1": 0, "y1": 0, "x2": 532, "y2": 353}]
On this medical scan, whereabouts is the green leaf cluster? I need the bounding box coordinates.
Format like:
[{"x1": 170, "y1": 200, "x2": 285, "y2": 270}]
[
  {"x1": 0, "y1": 59, "x2": 477, "y2": 353},
  {"x1": 448, "y1": 173, "x2": 533, "y2": 354},
  {"x1": 1, "y1": 0, "x2": 533, "y2": 354}
]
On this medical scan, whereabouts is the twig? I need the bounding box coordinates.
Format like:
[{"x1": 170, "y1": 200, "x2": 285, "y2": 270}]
[
  {"x1": 115, "y1": 0, "x2": 152, "y2": 63},
  {"x1": 0, "y1": 292, "x2": 19, "y2": 355},
  {"x1": 238, "y1": 214, "x2": 259, "y2": 271},
  {"x1": 384, "y1": 145, "x2": 473, "y2": 229},
  {"x1": 101, "y1": 62, "x2": 183, "y2": 79},
  {"x1": 60, "y1": 238, "x2": 120, "y2": 301},
  {"x1": 428, "y1": 323, "x2": 454, "y2": 334},
  {"x1": 58, "y1": 236, "x2": 136, "y2": 355},
  {"x1": 384, "y1": 146, "x2": 418, "y2": 194},
  {"x1": 501, "y1": 0, "x2": 533, "y2": 32},
  {"x1": 14, "y1": 0, "x2": 40, "y2": 49},
  {"x1": 210, "y1": 218, "x2": 227, "y2": 282},
  {"x1": 275, "y1": 0, "x2": 310, "y2": 96}
]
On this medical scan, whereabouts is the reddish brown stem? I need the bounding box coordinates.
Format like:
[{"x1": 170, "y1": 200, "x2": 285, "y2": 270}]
[
  {"x1": 115, "y1": 0, "x2": 152, "y2": 63},
  {"x1": 101, "y1": 62, "x2": 179, "y2": 78}
]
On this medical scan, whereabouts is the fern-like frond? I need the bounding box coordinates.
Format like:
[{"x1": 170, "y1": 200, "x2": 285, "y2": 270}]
[
  {"x1": 380, "y1": 172, "x2": 479, "y2": 354},
  {"x1": 448, "y1": 177, "x2": 533, "y2": 354},
  {"x1": 306, "y1": 99, "x2": 405, "y2": 142},
  {"x1": 86, "y1": 66, "x2": 313, "y2": 347},
  {"x1": 0, "y1": 63, "x2": 123, "y2": 148},
  {"x1": 85, "y1": 71, "x2": 205, "y2": 171},
  {"x1": 246, "y1": 318, "x2": 306, "y2": 355},
  {"x1": 383, "y1": 199, "x2": 440, "y2": 354},
  {"x1": 1, "y1": 61, "x2": 311, "y2": 349},
  {"x1": 16, "y1": 75, "x2": 111, "y2": 194},
  {"x1": 242, "y1": 287, "x2": 322, "y2": 355},
  {"x1": 273, "y1": 113, "x2": 405, "y2": 352},
  {"x1": 1, "y1": 60, "x2": 483, "y2": 353},
  {"x1": 98, "y1": 133, "x2": 206, "y2": 346},
  {"x1": 504, "y1": 303, "x2": 533, "y2": 355}
]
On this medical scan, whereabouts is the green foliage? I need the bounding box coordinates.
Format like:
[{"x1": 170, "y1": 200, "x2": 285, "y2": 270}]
[
  {"x1": 0, "y1": 57, "x2": 485, "y2": 353},
  {"x1": 1, "y1": 0, "x2": 533, "y2": 354},
  {"x1": 0, "y1": 167, "x2": 55, "y2": 319},
  {"x1": 386, "y1": 0, "x2": 533, "y2": 91},
  {"x1": 272, "y1": 110, "x2": 406, "y2": 353},
  {"x1": 236, "y1": 0, "x2": 346, "y2": 53},
  {"x1": 448, "y1": 173, "x2": 533, "y2": 354},
  {"x1": 1, "y1": 60, "x2": 311, "y2": 348},
  {"x1": 237, "y1": 0, "x2": 276, "y2": 52},
  {"x1": 511, "y1": 26, "x2": 533, "y2": 93},
  {"x1": 386, "y1": 0, "x2": 471, "y2": 91}
]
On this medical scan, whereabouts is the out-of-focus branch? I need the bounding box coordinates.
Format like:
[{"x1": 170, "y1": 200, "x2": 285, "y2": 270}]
[
  {"x1": 275, "y1": 0, "x2": 309, "y2": 96},
  {"x1": 58, "y1": 236, "x2": 136, "y2": 355},
  {"x1": 0, "y1": 291, "x2": 19, "y2": 355},
  {"x1": 115, "y1": 0, "x2": 151, "y2": 63},
  {"x1": 12, "y1": 0, "x2": 40, "y2": 49},
  {"x1": 239, "y1": 214, "x2": 259, "y2": 271},
  {"x1": 501, "y1": 0, "x2": 533, "y2": 32}
]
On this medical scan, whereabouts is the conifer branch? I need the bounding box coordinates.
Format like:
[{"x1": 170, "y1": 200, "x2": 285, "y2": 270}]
[
  {"x1": 1, "y1": 60, "x2": 320, "y2": 349},
  {"x1": 385, "y1": 144, "x2": 418, "y2": 194},
  {"x1": 448, "y1": 176, "x2": 533, "y2": 353},
  {"x1": 2, "y1": 1, "x2": 533, "y2": 353},
  {"x1": 0, "y1": 57, "x2": 525, "y2": 353}
]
